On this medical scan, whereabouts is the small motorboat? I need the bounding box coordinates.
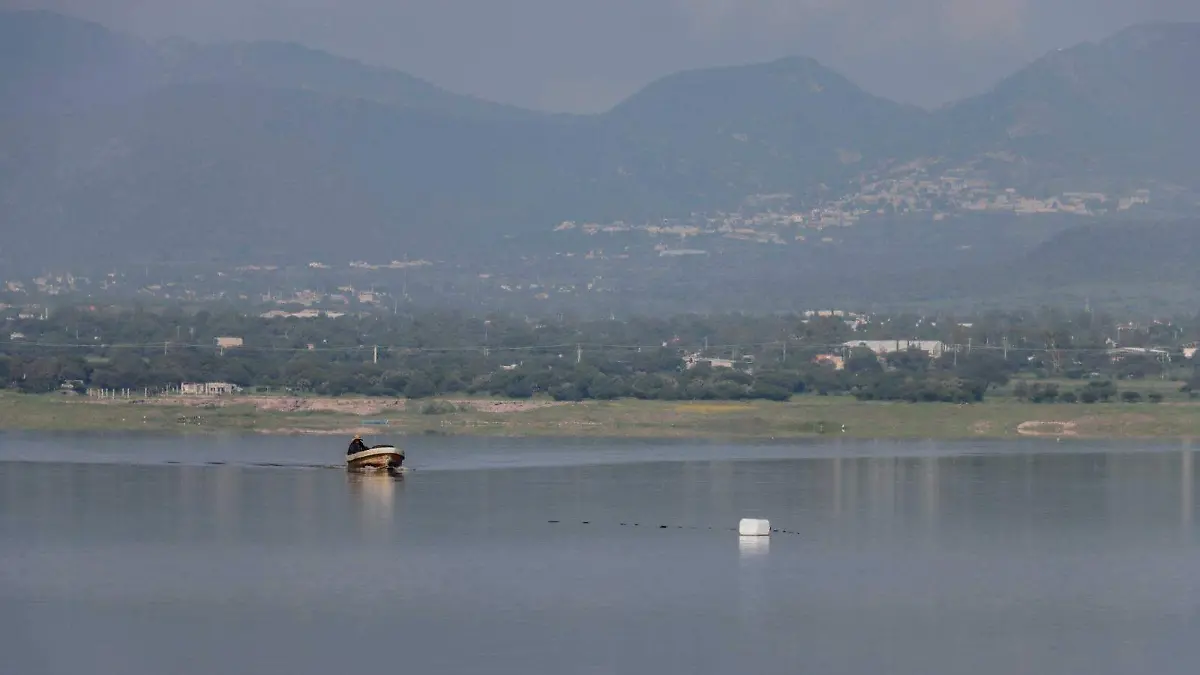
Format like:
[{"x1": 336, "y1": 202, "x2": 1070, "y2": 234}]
[{"x1": 346, "y1": 444, "x2": 405, "y2": 473}]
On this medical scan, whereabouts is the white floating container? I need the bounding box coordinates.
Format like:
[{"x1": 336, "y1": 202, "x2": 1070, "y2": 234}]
[{"x1": 738, "y1": 518, "x2": 771, "y2": 536}]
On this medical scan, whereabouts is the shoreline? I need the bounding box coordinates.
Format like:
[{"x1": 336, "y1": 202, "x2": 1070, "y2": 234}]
[{"x1": 3, "y1": 392, "x2": 1200, "y2": 440}]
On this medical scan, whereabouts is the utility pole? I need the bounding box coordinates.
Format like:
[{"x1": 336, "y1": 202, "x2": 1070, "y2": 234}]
[
  {"x1": 373, "y1": 345, "x2": 378, "y2": 365},
  {"x1": 576, "y1": 344, "x2": 582, "y2": 364}
]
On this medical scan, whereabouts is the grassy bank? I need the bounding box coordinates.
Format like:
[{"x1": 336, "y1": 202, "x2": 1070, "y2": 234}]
[{"x1": 2, "y1": 390, "x2": 1199, "y2": 440}]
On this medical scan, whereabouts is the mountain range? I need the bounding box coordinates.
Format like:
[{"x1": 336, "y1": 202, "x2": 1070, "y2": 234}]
[{"x1": 2, "y1": 10, "x2": 1199, "y2": 280}]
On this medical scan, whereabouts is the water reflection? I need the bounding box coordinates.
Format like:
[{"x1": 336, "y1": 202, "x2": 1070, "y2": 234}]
[
  {"x1": 5, "y1": 443, "x2": 1200, "y2": 548},
  {"x1": 737, "y1": 535, "x2": 770, "y2": 639},
  {"x1": 1182, "y1": 444, "x2": 1193, "y2": 538},
  {"x1": 213, "y1": 463, "x2": 241, "y2": 540},
  {"x1": 814, "y1": 447, "x2": 1200, "y2": 539},
  {"x1": 737, "y1": 535, "x2": 770, "y2": 558},
  {"x1": 347, "y1": 472, "x2": 402, "y2": 530},
  {"x1": 6, "y1": 440, "x2": 1200, "y2": 675}
]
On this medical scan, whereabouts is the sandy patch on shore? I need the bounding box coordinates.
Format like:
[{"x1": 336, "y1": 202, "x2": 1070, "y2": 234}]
[
  {"x1": 89, "y1": 394, "x2": 565, "y2": 416},
  {"x1": 254, "y1": 396, "x2": 407, "y2": 415},
  {"x1": 442, "y1": 399, "x2": 566, "y2": 413},
  {"x1": 971, "y1": 421, "x2": 993, "y2": 434},
  {"x1": 1016, "y1": 420, "x2": 1078, "y2": 437},
  {"x1": 673, "y1": 402, "x2": 753, "y2": 414},
  {"x1": 109, "y1": 395, "x2": 407, "y2": 415},
  {"x1": 1071, "y1": 413, "x2": 1160, "y2": 436}
]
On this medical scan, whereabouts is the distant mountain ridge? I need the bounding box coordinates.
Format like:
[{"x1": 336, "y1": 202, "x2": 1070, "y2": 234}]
[
  {"x1": 1, "y1": 10, "x2": 1199, "y2": 271},
  {"x1": 938, "y1": 22, "x2": 1200, "y2": 181},
  {"x1": 156, "y1": 39, "x2": 553, "y2": 122},
  {"x1": 0, "y1": 10, "x2": 546, "y2": 121}
]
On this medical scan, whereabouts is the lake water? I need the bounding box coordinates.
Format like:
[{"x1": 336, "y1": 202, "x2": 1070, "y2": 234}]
[{"x1": 3, "y1": 433, "x2": 1200, "y2": 674}]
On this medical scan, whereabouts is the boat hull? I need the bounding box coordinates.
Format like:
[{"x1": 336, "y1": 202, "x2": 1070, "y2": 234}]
[{"x1": 346, "y1": 446, "x2": 405, "y2": 472}]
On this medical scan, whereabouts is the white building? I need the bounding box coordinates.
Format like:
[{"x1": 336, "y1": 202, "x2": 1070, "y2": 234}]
[
  {"x1": 683, "y1": 353, "x2": 735, "y2": 369},
  {"x1": 844, "y1": 339, "x2": 947, "y2": 358},
  {"x1": 180, "y1": 382, "x2": 240, "y2": 395}
]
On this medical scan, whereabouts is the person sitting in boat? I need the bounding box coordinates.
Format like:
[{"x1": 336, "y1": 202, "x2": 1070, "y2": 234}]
[{"x1": 347, "y1": 434, "x2": 369, "y2": 455}]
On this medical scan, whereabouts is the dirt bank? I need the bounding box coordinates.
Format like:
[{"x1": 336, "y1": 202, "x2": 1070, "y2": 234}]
[{"x1": 87, "y1": 394, "x2": 565, "y2": 416}]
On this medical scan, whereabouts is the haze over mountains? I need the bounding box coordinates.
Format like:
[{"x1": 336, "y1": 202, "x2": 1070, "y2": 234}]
[{"x1": 2, "y1": 10, "x2": 1199, "y2": 313}]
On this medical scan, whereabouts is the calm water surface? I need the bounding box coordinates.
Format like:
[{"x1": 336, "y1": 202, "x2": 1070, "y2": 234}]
[{"x1": 3, "y1": 433, "x2": 1200, "y2": 674}]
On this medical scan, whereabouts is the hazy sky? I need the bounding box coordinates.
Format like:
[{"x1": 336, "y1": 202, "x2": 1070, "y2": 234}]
[{"x1": 6, "y1": 0, "x2": 1200, "y2": 112}]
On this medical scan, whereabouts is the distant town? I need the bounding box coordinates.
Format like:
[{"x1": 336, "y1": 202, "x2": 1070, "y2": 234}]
[
  {"x1": 557, "y1": 158, "x2": 1156, "y2": 249},
  {"x1": 0, "y1": 163, "x2": 1179, "y2": 319}
]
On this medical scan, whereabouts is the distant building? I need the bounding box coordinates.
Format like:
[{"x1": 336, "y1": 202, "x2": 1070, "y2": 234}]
[
  {"x1": 844, "y1": 339, "x2": 946, "y2": 357},
  {"x1": 1105, "y1": 347, "x2": 1169, "y2": 363},
  {"x1": 261, "y1": 308, "x2": 343, "y2": 319},
  {"x1": 214, "y1": 336, "x2": 243, "y2": 349},
  {"x1": 262, "y1": 309, "x2": 324, "y2": 319},
  {"x1": 684, "y1": 353, "x2": 734, "y2": 369},
  {"x1": 180, "y1": 382, "x2": 239, "y2": 395}
]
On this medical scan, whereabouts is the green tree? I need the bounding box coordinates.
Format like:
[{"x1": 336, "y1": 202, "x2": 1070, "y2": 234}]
[{"x1": 403, "y1": 373, "x2": 436, "y2": 399}]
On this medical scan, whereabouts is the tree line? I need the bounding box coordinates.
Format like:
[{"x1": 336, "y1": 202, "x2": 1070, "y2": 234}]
[{"x1": 1, "y1": 304, "x2": 1196, "y2": 401}]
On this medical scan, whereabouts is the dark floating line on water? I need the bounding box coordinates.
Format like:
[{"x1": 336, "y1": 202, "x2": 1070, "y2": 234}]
[
  {"x1": 24, "y1": 459, "x2": 383, "y2": 472},
  {"x1": 547, "y1": 520, "x2": 802, "y2": 535}
]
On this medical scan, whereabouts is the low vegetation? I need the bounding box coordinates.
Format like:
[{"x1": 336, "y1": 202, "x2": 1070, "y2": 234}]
[
  {"x1": 3, "y1": 306, "x2": 1198, "y2": 407},
  {"x1": 3, "y1": 390, "x2": 1199, "y2": 440}
]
